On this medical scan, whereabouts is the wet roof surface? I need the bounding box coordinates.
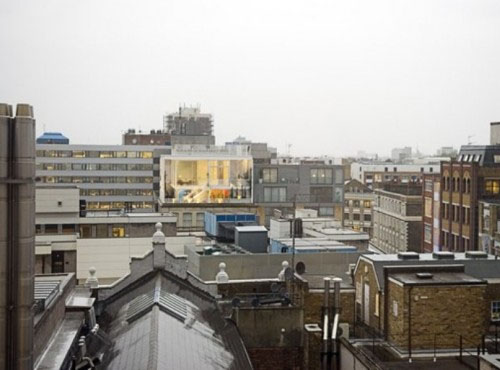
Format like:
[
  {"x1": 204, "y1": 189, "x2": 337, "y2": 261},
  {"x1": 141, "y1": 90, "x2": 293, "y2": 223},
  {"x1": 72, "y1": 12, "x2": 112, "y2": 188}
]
[
  {"x1": 101, "y1": 273, "x2": 252, "y2": 370},
  {"x1": 389, "y1": 272, "x2": 484, "y2": 285}
]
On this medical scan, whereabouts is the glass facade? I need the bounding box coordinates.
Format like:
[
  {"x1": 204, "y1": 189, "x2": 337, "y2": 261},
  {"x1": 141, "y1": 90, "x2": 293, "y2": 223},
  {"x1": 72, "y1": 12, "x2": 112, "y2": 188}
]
[{"x1": 161, "y1": 158, "x2": 252, "y2": 203}]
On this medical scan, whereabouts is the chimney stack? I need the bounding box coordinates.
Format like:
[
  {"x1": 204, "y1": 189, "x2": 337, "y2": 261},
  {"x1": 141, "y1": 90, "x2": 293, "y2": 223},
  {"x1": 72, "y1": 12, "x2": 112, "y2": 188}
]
[
  {"x1": 490, "y1": 122, "x2": 500, "y2": 145},
  {"x1": 0, "y1": 103, "x2": 36, "y2": 370}
]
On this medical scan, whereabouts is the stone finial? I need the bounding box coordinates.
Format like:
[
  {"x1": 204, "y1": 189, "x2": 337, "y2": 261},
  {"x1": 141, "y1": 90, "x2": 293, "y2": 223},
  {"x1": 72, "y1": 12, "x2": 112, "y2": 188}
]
[
  {"x1": 216, "y1": 262, "x2": 229, "y2": 283},
  {"x1": 152, "y1": 222, "x2": 165, "y2": 244},
  {"x1": 85, "y1": 267, "x2": 99, "y2": 288},
  {"x1": 278, "y1": 261, "x2": 289, "y2": 281}
]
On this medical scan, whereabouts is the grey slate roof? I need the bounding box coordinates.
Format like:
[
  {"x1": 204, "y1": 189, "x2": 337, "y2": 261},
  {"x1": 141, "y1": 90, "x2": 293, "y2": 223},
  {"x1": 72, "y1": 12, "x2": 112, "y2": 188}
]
[
  {"x1": 357, "y1": 253, "x2": 500, "y2": 291},
  {"x1": 100, "y1": 273, "x2": 252, "y2": 370}
]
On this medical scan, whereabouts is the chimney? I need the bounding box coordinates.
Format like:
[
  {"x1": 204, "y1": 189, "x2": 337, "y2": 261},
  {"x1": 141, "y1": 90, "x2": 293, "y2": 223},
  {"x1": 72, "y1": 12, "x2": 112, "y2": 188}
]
[
  {"x1": 491, "y1": 122, "x2": 500, "y2": 145},
  {"x1": 0, "y1": 103, "x2": 36, "y2": 369}
]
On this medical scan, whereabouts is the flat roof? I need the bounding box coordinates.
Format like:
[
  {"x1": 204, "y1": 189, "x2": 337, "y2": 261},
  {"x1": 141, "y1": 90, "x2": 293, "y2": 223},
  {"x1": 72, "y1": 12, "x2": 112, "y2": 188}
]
[
  {"x1": 390, "y1": 271, "x2": 484, "y2": 286},
  {"x1": 235, "y1": 226, "x2": 267, "y2": 232}
]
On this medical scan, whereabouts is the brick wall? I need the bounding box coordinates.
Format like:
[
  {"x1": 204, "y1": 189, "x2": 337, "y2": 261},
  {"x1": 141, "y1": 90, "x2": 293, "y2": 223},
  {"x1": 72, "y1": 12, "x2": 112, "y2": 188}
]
[
  {"x1": 304, "y1": 290, "x2": 355, "y2": 326},
  {"x1": 247, "y1": 347, "x2": 302, "y2": 370},
  {"x1": 354, "y1": 259, "x2": 384, "y2": 332},
  {"x1": 388, "y1": 280, "x2": 488, "y2": 350}
]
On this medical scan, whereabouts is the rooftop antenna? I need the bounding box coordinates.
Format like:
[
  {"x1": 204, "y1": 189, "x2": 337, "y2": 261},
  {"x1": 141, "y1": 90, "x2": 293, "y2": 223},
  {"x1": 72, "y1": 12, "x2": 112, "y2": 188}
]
[
  {"x1": 467, "y1": 135, "x2": 475, "y2": 145},
  {"x1": 286, "y1": 143, "x2": 292, "y2": 156}
]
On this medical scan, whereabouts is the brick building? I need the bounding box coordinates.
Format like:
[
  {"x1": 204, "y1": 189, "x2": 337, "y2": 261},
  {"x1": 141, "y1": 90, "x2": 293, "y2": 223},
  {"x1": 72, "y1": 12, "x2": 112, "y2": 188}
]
[{"x1": 352, "y1": 252, "x2": 500, "y2": 356}]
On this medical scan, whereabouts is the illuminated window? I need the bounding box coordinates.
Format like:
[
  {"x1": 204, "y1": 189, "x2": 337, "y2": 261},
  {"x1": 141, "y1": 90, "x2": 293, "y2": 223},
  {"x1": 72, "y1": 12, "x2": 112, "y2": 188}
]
[
  {"x1": 311, "y1": 169, "x2": 333, "y2": 184},
  {"x1": 140, "y1": 151, "x2": 153, "y2": 158},
  {"x1": 73, "y1": 150, "x2": 85, "y2": 158},
  {"x1": 115, "y1": 151, "x2": 127, "y2": 158},
  {"x1": 112, "y1": 225, "x2": 126, "y2": 237},
  {"x1": 485, "y1": 180, "x2": 500, "y2": 195},
  {"x1": 99, "y1": 151, "x2": 112, "y2": 158},
  {"x1": 375, "y1": 293, "x2": 380, "y2": 317}
]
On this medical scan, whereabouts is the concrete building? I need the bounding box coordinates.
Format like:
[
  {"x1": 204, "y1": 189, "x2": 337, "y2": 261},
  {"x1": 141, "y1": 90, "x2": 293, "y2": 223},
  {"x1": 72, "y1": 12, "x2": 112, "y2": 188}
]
[
  {"x1": 35, "y1": 186, "x2": 179, "y2": 283},
  {"x1": 391, "y1": 146, "x2": 412, "y2": 162},
  {"x1": 351, "y1": 161, "x2": 440, "y2": 189},
  {"x1": 372, "y1": 184, "x2": 423, "y2": 253},
  {"x1": 0, "y1": 103, "x2": 36, "y2": 369},
  {"x1": 36, "y1": 132, "x2": 69, "y2": 144},
  {"x1": 343, "y1": 179, "x2": 374, "y2": 236},
  {"x1": 225, "y1": 136, "x2": 277, "y2": 164},
  {"x1": 253, "y1": 159, "x2": 345, "y2": 226},
  {"x1": 163, "y1": 106, "x2": 215, "y2": 146},
  {"x1": 122, "y1": 128, "x2": 171, "y2": 146},
  {"x1": 36, "y1": 142, "x2": 169, "y2": 211}
]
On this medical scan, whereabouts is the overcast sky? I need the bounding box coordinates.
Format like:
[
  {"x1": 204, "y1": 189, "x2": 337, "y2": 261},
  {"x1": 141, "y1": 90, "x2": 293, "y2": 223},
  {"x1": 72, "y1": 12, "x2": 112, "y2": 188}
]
[{"x1": 1, "y1": 0, "x2": 499, "y2": 157}]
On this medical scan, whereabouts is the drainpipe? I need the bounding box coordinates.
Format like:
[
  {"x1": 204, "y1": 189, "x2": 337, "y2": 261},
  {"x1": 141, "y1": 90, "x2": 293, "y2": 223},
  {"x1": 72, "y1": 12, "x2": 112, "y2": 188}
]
[
  {"x1": 322, "y1": 277, "x2": 331, "y2": 370},
  {"x1": 408, "y1": 286, "x2": 413, "y2": 363},
  {"x1": 332, "y1": 277, "x2": 342, "y2": 370}
]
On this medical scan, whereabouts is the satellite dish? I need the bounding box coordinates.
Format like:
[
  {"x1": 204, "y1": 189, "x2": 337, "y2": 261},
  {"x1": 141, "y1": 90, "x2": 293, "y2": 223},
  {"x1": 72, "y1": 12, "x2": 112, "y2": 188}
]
[
  {"x1": 284, "y1": 267, "x2": 293, "y2": 281},
  {"x1": 296, "y1": 262, "x2": 306, "y2": 275},
  {"x1": 231, "y1": 297, "x2": 241, "y2": 307}
]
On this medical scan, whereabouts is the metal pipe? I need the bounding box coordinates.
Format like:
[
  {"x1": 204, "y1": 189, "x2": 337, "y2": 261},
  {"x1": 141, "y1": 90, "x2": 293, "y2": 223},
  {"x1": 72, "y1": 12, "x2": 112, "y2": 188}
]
[
  {"x1": 322, "y1": 277, "x2": 331, "y2": 370},
  {"x1": 408, "y1": 286, "x2": 413, "y2": 363},
  {"x1": 332, "y1": 278, "x2": 342, "y2": 370}
]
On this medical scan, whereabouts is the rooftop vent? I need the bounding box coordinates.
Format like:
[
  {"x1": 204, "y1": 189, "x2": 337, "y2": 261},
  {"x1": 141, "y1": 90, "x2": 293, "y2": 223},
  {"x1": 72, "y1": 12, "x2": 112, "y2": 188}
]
[
  {"x1": 465, "y1": 251, "x2": 488, "y2": 259},
  {"x1": 397, "y1": 252, "x2": 420, "y2": 260},
  {"x1": 433, "y1": 251, "x2": 455, "y2": 260},
  {"x1": 416, "y1": 272, "x2": 433, "y2": 279}
]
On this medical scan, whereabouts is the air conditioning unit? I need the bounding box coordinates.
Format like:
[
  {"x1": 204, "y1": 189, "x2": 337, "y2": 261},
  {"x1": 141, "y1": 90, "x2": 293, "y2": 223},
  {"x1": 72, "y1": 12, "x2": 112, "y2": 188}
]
[{"x1": 338, "y1": 323, "x2": 350, "y2": 340}]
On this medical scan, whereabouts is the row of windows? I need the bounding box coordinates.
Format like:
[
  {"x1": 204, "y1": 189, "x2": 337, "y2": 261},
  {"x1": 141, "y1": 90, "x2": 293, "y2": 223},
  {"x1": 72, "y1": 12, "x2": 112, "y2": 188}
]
[
  {"x1": 443, "y1": 176, "x2": 471, "y2": 193},
  {"x1": 264, "y1": 187, "x2": 287, "y2": 202},
  {"x1": 344, "y1": 213, "x2": 372, "y2": 222},
  {"x1": 80, "y1": 189, "x2": 153, "y2": 196},
  {"x1": 310, "y1": 169, "x2": 334, "y2": 184},
  {"x1": 37, "y1": 163, "x2": 153, "y2": 171},
  {"x1": 344, "y1": 200, "x2": 372, "y2": 208},
  {"x1": 86, "y1": 201, "x2": 153, "y2": 210},
  {"x1": 36, "y1": 150, "x2": 153, "y2": 159},
  {"x1": 442, "y1": 203, "x2": 470, "y2": 224},
  {"x1": 173, "y1": 212, "x2": 205, "y2": 228},
  {"x1": 260, "y1": 168, "x2": 340, "y2": 185},
  {"x1": 38, "y1": 176, "x2": 154, "y2": 184},
  {"x1": 442, "y1": 231, "x2": 470, "y2": 251},
  {"x1": 380, "y1": 167, "x2": 433, "y2": 173}
]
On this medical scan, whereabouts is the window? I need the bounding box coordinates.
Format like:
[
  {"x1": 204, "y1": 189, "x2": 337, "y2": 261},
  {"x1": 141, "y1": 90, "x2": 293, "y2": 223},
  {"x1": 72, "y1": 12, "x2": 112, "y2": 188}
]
[
  {"x1": 62, "y1": 224, "x2": 75, "y2": 234},
  {"x1": 112, "y1": 225, "x2": 126, "y2": 237},
  {"x1": 182, "y1": 213, "x2": 193, "y2": 227},
  {"x1": 375, "y1": 293, "x2": 380, "y2": 317},
  {"x1": 310, "y1": 169, "x2": 333, "y2": 184},
  {"x1": 99, "y1": 151, "x2": 113, "y2": 158},
  {"x1": 393, "y1": 300, "x2": 398, "y2": 317},
  {"x1": 79, "y1": 225, "x2": 92, "y2": 238},
  {"x1": 73, "y1": 150, "x2": 85, "y2": 158},
  {"x1": 196, "y1": 212, "x2": 205, "y2": 227},
  {"x1": 262, "y1": 168, "x2": 278, "y2": 183},
  {"x1": 424, "y1": 224, "x2": 432, "y2": 243},
  {"x1": 425, "y1": 198, "x2": 432, "y2": 218},
  {"x1": 492, "y1": 301, "x2": 500, "y2": 321},
  {"x1": 140, "y1": 151, "x2": 153, "y2": 159},
  {"x1": 45, "y1": 224, "x2": 59, "y2": 234},
  {"x1": 96, "y1": 224, "x2": 108, "y2": 238},
  {"x1": 364, "y1": 214, "x2": 371, "y2": 222},
  {"x1": 363, "y1": 200, "x2": 371, "y2": 208},
  {"x1": 485, "y1": 180, "x2": 500, "y2": 195},
  {"x1": 263, "y1": 187, "x2": 287, "y2": 202},
  {"x1": 319, "y1": 207, "x2": 334, "y2": 216}
]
